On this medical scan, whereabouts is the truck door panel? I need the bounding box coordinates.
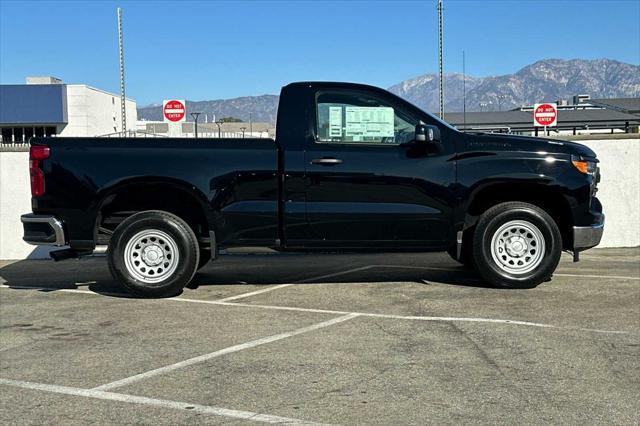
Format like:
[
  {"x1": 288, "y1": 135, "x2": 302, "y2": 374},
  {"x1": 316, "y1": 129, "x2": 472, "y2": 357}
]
[{"x1": 304, "y1": 88, "x2": 455, "y2": 249}]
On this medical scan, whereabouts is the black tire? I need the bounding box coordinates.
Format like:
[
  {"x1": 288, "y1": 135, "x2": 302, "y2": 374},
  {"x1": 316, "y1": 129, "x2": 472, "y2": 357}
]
[
  {"x1": 472, "y1": 202, "x2": 561, "y2": 289},
  {"x1": 108, "y1": 210, "x2": 200, "y2": 297}
]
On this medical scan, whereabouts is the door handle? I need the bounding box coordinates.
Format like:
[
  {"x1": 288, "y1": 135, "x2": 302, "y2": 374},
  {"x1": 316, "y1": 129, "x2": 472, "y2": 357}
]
[{"x1": 311, "y1": 157, "x2": 343, "y2": 166}]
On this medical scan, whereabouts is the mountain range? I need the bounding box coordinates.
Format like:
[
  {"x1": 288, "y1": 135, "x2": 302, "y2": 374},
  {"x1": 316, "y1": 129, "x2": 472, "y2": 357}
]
[{"x1": 137, "y1": 59, "x2": 640, "y2": 123}]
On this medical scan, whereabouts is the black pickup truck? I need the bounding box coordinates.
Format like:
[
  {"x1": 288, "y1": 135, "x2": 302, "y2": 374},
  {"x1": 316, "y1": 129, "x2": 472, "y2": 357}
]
[{"x1": 22, "y1": 82, "x2": 604, "y2": 296}]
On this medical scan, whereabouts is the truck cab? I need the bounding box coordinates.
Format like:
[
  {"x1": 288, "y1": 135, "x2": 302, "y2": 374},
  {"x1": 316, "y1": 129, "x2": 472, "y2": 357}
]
[{"x1": 277, "y1": 82, "x2": 457, "y2": 250}]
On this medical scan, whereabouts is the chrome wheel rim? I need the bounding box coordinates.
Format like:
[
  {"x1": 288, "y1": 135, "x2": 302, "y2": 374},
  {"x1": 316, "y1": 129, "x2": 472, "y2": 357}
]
[
  {"x1": 490, "y1": 220, "x2": 545, "y2": 275},
  {"x1": 123, "y1": 229, "x2": 179, "y2": 284}
]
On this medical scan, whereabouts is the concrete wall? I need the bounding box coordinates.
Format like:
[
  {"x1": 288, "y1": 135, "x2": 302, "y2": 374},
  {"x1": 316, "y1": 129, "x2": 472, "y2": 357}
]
[
  {"x1": 0, "y1": 152, "x2": 55, "y2": 259},
  {"x1": 578, "y1": 138, "x2": 640, "y2": 247},
  {"x1": 60, "y1": 85, "x2": 137, "y2": 137},
  {"x1": 1, "y1": 137, "x2": 638, "y2": 259}
]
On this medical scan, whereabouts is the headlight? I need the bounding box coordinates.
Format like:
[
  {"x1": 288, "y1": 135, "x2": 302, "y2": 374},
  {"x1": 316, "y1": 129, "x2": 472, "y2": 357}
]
[{"x1": 571, "y1": 155, "x2": 597, "y2": 175}]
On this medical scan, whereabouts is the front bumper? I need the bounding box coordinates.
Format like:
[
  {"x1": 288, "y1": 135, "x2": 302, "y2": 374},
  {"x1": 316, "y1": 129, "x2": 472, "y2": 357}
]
[
  {"x1": 573, "y1": 216, "x2": 604, "y2": 250},
  {"x1": 21, "y1": 214, "x2": 66, "y2": 246}
]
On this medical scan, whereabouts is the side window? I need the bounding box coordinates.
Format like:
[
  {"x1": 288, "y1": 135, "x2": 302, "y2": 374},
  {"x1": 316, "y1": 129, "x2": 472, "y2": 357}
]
[{"x1": 316, "y1": 91, "x2": 416, "y2": 145}]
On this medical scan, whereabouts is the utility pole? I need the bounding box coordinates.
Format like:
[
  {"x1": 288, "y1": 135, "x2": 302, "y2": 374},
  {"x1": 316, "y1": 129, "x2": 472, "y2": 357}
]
[
  {"x1": 190, "y1": 112, "x2": 202, "y2": 138},
  {"x1": 438, "y1": 0, "x2": 444, "y2": 120},
  {"x1": 117, "y1": 8, "x2": 127, "y2": 133},
  {"x1": 462, "y1": 50, "x2": 466, "y2": 132}
]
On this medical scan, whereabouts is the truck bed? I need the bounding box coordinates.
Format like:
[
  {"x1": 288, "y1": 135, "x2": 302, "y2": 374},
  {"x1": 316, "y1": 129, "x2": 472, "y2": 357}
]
[{"x1": 31, "y1": 137, "x2": 280, "y2": 250}]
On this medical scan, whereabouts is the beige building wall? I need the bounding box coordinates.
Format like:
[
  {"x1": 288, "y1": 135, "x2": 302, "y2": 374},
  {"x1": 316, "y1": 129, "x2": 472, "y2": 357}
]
[{"x1": 60, "y1": 85, "x2": 137, "y2": 137}]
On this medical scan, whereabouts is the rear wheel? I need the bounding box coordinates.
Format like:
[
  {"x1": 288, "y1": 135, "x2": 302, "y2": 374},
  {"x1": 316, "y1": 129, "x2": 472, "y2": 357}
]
[
  {"x1": 108, "y1": 210, "x2": 199, "y2": 297},
  {"x1": 472, "y1": 202, "x2": 561, "y2": 289}
]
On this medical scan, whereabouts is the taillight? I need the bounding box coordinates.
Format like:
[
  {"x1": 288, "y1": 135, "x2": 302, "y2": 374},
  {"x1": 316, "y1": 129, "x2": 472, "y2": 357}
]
[{"x1": 29, "y1": 145, "x2": 50, "y2": 197}]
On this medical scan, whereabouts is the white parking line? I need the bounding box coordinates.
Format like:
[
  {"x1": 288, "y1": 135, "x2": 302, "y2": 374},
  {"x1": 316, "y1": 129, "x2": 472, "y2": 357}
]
[
  {"x1": 554, "y1": 272, "x2": 640, "y2": 280},
  {"x1": 214, "y1": 265, "x2": 383, "y2": 302},
  {"x1": 0, "y1": 378, "x2": 327, "y2": 425},
  {"x1": 0, "y1": 284, "x2": 630, "y2": 334},
  {"x1": 215, "y1": 265, "x2": 385, "y2": 302},
  {"x1": 168, "y1": 297, "x2": 628, "y2": 334},
  {"x1": 296, "y1": 265, "x2": 376, "y2": 283},
  {"x1": 93, "y1": 313, "x2": 359, "y2": 391},
  {"x1": 217, "y1": 284, "x2": 293, "y2": 302}
]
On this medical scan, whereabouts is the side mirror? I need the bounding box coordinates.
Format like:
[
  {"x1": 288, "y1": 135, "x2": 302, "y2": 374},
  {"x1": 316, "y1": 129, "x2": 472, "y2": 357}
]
[{"x1": 414, "y1": 124, "x2": 440, "y2": 143}]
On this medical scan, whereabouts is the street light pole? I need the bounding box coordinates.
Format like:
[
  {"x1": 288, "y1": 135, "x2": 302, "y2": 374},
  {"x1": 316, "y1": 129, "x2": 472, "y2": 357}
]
[
  {"x1": 190, "y1": 112, "x2": 202, "y2": 138},
  {"x1": 215, "y1": 120, "x2": 223, "y2": 138},
  {"x1": 437, "y1": 0, "x2": 444, "y2": 121},
  {"x1": 240, "y1": 127, "x2": 246, "y2": 138},
  {"x1": 117, "y1": 8, "x2": 127, "y2": 133}
]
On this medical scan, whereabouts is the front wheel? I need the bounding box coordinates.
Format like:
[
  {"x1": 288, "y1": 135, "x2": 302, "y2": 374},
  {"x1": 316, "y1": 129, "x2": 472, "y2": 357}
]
[
  {"x1": 108, "y1": 210, "x2": 200, "y2": 297},
  {"x1": 472, "y1": 202, "x2": 561, "y2": 289}
]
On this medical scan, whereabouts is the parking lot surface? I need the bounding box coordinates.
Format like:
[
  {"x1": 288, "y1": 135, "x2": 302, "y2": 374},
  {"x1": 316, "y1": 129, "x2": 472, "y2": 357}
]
[{"x1": 1, "y1": 248, "x2": 639, "y2": 425}]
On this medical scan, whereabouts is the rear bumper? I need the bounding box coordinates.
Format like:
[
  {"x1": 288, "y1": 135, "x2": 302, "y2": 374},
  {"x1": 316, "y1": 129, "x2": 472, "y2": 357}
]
[
  {"x1": 573, "y1": 216, "x2": 604, "y2": 250},
  {"x1": 21, "y1": 214, "x2": 66, "y2": 246}
]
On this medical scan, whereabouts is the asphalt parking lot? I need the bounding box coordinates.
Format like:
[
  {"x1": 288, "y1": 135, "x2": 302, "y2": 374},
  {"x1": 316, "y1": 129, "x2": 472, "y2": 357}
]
[{"x1": 1, "y1": 248, "x2": 638, "y2": 425}]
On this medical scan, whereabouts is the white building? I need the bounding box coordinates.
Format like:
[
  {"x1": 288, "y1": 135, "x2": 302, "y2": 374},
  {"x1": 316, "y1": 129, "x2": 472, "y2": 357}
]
[
  {"x1": 0, "y1": 76, "x2": 137, "y2": 142},
  {"x1": 61, "y1": 83, "x2": 137, "y2": 137}
]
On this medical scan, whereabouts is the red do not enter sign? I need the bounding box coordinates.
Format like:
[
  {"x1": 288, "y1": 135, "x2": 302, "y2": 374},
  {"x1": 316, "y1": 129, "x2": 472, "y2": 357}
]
[
  {"x1": 163, "y1": 100, "x2": 186, "y2": 122},
  {"x1": 533, "y1": 103, "x2": 557, "y2": 127}
]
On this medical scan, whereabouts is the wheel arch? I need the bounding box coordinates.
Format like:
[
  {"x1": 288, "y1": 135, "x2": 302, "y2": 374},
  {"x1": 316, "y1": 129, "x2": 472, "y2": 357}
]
[
  {"x1": 94, "y1": 177, "x2": 214, "y2": 245},
  {"x1": 463, "y1": 179, "x2": 574, "y2": 250}
]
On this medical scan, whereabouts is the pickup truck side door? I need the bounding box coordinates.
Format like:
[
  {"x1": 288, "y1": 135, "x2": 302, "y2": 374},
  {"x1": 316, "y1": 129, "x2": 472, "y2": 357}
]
[{"x1": 303, "y1": 86, "x2": 456, "y2": 250}]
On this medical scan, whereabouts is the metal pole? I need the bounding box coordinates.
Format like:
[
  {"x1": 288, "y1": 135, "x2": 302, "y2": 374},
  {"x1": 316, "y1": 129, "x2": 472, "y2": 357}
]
[
  {"x1": 117, "y1": 8, "x2": 127, "y2": 133},
  {"x1": 462, "y1": 49, "x2": 466, "y2": 132},
  {"x1": 191, "y1": 112, "x2": 201, "y2": 138},
  {"x1": 249, "y1": 112, "x2": 253, "y2": 135},
  {"x1": 437, "y1": 0, "x2": 444, "y2": 121}
]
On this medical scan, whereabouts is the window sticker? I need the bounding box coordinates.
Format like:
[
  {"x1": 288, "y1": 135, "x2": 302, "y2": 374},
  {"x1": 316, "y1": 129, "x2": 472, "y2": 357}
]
[
  {"x1": 329, "y1": 106, "x2": 343, "y2": 137},
  {"x1": 345, "y1": 106, "x2": 394, "y2": 138}
]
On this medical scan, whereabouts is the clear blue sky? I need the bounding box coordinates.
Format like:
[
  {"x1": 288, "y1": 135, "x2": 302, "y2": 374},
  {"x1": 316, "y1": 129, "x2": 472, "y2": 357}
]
[{"x1": 1, "y1": 0, "x2": 638, "y2": 105}]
